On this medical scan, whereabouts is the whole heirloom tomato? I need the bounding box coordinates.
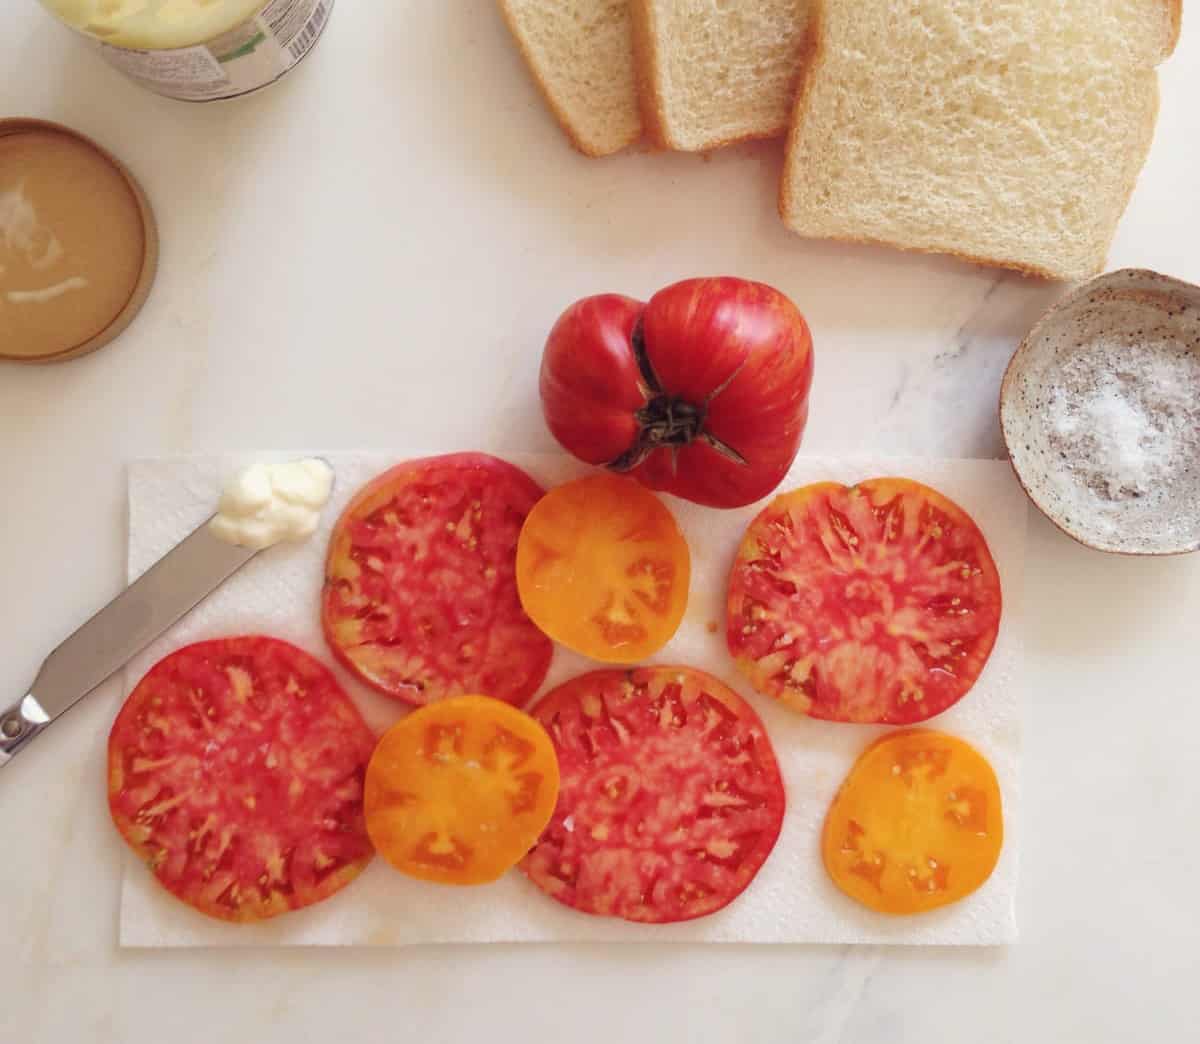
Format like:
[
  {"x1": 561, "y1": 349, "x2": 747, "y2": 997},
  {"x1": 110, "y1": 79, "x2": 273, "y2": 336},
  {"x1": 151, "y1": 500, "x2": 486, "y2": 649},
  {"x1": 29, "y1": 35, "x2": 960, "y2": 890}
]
[{"x1": 540, "y1": 278, "x2": 815, "y2": 508}]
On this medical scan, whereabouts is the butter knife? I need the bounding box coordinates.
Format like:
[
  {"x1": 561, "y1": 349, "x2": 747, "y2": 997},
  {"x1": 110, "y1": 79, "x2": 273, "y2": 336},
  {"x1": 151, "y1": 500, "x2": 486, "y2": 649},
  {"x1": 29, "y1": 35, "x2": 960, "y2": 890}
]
[{"x1": 0, "y1": 520, "x2": 258, "y2": 769}]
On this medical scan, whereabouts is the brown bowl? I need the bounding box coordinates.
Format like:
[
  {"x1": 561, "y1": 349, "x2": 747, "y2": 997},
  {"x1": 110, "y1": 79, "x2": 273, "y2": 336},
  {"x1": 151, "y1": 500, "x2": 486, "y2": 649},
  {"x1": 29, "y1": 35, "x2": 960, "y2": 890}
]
[
  {"x1": 0, "y1": 118, "x2": 158, "y2": 364},
  {"x1": 1000, "y1": 269, "x2": 1200, "y2": 556}
]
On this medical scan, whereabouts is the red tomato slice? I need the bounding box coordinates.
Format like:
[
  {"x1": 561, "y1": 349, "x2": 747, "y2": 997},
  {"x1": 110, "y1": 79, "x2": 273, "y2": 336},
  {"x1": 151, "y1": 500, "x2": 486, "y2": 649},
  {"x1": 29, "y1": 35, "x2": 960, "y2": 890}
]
[
  {"x1": 521, "y1": 667, "x2": 786, "y2": 923},
  {"x1": 108, "y1": 637, "x2": 376, "y2": 923},
  {"x1": 323, "y1": 453, "x2": 554, "y2": 707},
  {"x1": 727, "y1": 478, "x2": 1002, "y2": 724}
]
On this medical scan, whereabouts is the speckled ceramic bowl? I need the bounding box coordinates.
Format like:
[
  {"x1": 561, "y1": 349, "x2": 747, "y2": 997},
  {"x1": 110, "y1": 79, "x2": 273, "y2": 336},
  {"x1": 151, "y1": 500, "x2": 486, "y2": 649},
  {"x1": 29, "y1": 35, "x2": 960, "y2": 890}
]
[{"x1": 1000, "y1": 269, "x2": 1200, "y2": 555}]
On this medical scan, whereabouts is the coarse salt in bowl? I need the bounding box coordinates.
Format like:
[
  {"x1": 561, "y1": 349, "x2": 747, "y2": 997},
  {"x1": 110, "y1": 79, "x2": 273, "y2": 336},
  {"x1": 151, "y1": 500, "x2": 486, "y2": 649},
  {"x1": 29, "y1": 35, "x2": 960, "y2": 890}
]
[{"x1": 1000, "y1": 269, "x2": 1200, "y2": 555}]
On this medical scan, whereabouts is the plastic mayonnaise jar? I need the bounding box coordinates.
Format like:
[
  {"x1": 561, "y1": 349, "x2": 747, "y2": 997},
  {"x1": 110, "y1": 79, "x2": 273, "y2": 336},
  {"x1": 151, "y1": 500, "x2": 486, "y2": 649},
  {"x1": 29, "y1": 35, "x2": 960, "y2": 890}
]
[{"x1": 38, "y1": 0, "x2": 334, "y2": 101}]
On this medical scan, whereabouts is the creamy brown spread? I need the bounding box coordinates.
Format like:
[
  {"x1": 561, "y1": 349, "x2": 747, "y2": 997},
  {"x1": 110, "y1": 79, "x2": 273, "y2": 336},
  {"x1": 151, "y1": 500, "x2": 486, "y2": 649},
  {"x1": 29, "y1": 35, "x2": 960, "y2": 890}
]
[{"x1": 0, "y1": 129, "x2": 145, "y2": 360}]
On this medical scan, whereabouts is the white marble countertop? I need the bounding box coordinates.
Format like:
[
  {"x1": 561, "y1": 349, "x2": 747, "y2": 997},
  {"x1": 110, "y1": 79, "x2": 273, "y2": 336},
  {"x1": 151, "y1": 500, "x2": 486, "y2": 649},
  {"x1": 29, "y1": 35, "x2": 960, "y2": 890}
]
[{"x1": 2, "y1": 3, "x2": 1199, "y2": 1041}]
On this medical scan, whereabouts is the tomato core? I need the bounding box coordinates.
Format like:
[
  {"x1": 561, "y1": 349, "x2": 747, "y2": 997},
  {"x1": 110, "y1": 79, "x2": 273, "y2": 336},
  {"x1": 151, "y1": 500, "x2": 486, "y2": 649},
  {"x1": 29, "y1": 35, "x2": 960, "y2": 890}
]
[{"x1": 608, "y1": 320, "x2": 747, "y2": 473}]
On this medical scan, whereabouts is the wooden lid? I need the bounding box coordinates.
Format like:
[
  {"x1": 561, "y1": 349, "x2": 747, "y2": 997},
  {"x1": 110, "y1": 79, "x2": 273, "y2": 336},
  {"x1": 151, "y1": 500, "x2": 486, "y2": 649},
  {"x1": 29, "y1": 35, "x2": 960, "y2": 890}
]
[{"x1": 0, "y1": 118, "x2": 158, "y2": 364}]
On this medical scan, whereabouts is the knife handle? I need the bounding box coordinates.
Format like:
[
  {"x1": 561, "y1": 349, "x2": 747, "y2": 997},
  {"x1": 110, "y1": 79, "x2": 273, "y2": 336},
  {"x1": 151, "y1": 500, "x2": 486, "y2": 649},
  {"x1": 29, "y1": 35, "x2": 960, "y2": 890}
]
[{"x1": 0, "y1": 694, "x2": 51, "y2": 767}]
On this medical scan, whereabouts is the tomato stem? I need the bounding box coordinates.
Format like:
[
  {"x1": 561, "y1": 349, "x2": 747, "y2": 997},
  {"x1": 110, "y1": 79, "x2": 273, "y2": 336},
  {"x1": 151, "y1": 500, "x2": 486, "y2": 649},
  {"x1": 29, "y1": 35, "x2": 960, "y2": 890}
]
[
  {"x1": 607, "y1": 319, "x2": 748, "y2": 473},
  {"x1": 699, "y1": 431, "x2": 748, "y2": 465}
]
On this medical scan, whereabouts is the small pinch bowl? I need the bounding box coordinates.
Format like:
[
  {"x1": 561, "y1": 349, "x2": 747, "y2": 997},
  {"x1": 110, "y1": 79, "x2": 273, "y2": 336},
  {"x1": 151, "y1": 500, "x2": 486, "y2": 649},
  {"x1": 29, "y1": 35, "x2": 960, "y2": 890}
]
[{"x1": 1000, "y1": 269, "x2": 1200, "y2": 556}]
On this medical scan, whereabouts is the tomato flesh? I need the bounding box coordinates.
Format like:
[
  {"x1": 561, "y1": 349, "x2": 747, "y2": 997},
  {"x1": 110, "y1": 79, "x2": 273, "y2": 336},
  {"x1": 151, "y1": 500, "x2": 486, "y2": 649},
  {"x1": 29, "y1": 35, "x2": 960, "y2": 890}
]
[
  {"x1": 323, "y1": 453, "x2": 553, "y2": 707},
  {"x1": 516, "y1": 474, "x2": 690, "y2": 663},
  {"x1": 727, "y1": 478, "x2": 1002, "y2": 724},
  {"x1": 822, "y1": 729, "x2": 1004, "y2": 914},
  {"x1": 521, "y1": 667, "x2": 786, "y2": 923},
  {"x1": 364, "y1": 695, "x2": 560, "y2": 885},
  {"x1": 108, "y1": 637, "x2": 376, "y2": 923}
]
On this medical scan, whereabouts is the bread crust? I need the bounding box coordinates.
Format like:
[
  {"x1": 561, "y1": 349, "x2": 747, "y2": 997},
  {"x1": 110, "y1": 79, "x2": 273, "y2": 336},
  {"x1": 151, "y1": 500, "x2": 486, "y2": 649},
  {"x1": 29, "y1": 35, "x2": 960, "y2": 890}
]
[
  {"x1": 628, "y1": 0, "x2": 671, "y2": 149},
  {"x1": 686, "y1": 125, "x2": 789, "y2": 152},
  {"x1": 497, "y1": 0, "x2": 642, "y2": 158},
  {"x1": 778, "y1": 0, "x2": 825, "y2": 222},
  {"x1": 1163, "y1": 0, "x2": 1183, "y2": 58},
  {"x1": 779, "y1": 0, "x2": 1168, "y2": 283},
  {"x1": 784, "y1": 225, "x2": 1093, "y2": 281}
]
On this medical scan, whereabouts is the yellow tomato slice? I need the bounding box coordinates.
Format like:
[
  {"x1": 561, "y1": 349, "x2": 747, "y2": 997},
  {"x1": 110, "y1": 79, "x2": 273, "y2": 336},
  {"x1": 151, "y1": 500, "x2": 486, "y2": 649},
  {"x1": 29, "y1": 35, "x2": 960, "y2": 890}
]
[
  {"x1": 516, "y1": 474, "x2": 690, "y2": 663},
  {"x1": 364, "y1": 696, "x2": 560, "y2": 885},
  {"x1": 822, "y1": 729, "x2": 1003, "y2": 914}
]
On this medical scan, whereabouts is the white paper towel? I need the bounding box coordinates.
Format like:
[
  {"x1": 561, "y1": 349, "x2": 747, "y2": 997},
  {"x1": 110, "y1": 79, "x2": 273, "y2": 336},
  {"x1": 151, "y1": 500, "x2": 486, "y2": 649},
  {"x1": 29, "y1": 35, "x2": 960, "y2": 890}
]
[{"x1": 121, "y1": 453, "x2": 1026, "y2": 947}]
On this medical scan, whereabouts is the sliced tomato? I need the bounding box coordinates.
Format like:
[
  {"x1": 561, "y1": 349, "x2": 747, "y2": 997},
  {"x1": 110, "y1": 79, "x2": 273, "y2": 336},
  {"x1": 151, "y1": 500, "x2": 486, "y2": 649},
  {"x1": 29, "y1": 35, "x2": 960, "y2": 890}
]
[
  {"x1": 108, "y1": 637, "x2": 376, "y2": 923},
  {"x1": 516, "y1": 474, "x2": 690, "y2": 663},
  {"x1": 727, "y1": 478, "x2": 1002, "y2": 724},
  {"x1": 823, "y1": 729, "x2": 1004, "y2": 914},
  {"x1": 323, "y1": 453, "x2": 553, "y2": 707},
  {"x1": 521, "y1": 667, "x2": 785, "y2": 923},
  {"x1": 364, "y1": 695, "x2": 560, "y2": 885}
]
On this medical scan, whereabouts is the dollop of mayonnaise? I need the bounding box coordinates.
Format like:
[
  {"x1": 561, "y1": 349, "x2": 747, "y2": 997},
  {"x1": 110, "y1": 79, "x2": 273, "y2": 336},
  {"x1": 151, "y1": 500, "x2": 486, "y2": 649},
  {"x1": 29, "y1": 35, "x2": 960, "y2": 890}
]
[{"x1": 209, "y1": 458, "x2": 334, "y2": 551}]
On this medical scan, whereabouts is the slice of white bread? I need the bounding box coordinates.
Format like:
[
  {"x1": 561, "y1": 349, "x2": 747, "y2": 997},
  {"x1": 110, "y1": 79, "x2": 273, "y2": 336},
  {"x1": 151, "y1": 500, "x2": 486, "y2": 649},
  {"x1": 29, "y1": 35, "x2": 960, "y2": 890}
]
[
  {"x1": 499, "y1": 0, "x2": 642, "y2": 157},
  {"x1": 631, "y1": 0, "x2": 813, "y2": 151},
  {"x1": 781, "y1": 0, "x2": 1182, "y2": 281}
]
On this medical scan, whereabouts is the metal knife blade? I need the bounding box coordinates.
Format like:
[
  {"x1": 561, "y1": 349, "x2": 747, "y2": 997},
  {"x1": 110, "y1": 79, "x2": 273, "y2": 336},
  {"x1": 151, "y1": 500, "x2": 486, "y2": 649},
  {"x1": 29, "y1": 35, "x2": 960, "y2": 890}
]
[{"x1": 0, "y1": 520, "x2": 258, "y2": 768}]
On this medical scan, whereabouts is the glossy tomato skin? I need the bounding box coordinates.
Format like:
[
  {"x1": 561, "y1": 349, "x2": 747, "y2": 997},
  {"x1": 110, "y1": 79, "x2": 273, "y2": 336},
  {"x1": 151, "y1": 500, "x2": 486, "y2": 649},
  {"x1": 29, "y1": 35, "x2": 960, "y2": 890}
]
[
  {"x1": 541, "y1": 295, "x2": 646, "y2": 466},
  {"x1": 540, "y1": 278, "x2": 814, "y2": 509}
]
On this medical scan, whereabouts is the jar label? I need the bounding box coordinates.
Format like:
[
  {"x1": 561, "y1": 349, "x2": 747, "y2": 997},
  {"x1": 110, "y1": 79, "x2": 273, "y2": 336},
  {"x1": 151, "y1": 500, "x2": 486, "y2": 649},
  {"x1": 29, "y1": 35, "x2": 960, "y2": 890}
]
[{"x1": 95, "y1": 0, "x2": 333, "y2": 102}]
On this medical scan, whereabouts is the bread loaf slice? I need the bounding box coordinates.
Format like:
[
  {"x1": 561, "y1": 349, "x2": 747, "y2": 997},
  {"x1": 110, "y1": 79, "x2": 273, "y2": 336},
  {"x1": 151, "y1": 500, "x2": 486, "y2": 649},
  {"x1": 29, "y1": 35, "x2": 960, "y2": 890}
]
[
  {"x1": 500, "y1": 0, "x2": 642, "y2": 157},
  {"x1": 631, "y1": 0, "x2": 812, "y2": 151},
  {"x1": 781, "y1": 0, "x2": 1181, "y2": 280}
]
